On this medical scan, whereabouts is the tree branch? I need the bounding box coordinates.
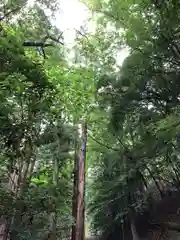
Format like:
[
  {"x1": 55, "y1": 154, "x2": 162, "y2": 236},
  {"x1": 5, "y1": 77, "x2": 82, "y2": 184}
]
[
  {"x1": 23, "y1": 42, "x2": 54, "y2": 47},
  {"x1": 88, "y1": 133, "x2": 119, "y2": 152},
  {"x1": 161, "y1": 222, "x2": 180, "y2": 232},
  {"x1": 0, "y1": 6, "x2": 22, "y2": 20},
  {"x1": 43, "y1": 34, "x2": 64, "y2": 45},
  {"x1": 23, "y1": 34, "x2": 64, "y2": 58}
]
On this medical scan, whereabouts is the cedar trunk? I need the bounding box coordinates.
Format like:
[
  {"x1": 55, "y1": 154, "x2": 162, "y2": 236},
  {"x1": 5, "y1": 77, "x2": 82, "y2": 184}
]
[
  {"x1": 76, "y1": 121, "x2": 87, "y2": 240},
  {"x1": 129, "y1": 208, "x2": 140, "y2": 240},
  {"x1": 71, "y1": 130, "x2": 79, "y2": 240}
]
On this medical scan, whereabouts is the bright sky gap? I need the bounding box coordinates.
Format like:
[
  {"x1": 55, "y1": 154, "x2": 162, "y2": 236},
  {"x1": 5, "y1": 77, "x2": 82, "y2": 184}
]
[{"x1": 29, "y1": 0, "x2": 128, "y2": 65}]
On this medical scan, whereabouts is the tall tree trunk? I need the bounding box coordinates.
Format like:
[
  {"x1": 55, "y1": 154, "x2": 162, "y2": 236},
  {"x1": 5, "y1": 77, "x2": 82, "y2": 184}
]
[
  {"x1": 48, "y1": 156, "x2": 58, "y2": 240},
  {"x1": 49, "y1": 212, "x2": 57, "y2": 240},
  {"x1": 71, "y1": 130, "x2": 79, "y2": 240},
  {"x1": 0, "y1": 164, "x2": 20, "y2": 240},
  {"x1": 76, "y1": 121, "x2": 87, "y2": 240},
  {"x1": 130, "y1": 219, "x2": 140, "y2": 240},
  {"x1": 0, "y1": 218, "x2": 9, "y2": 240},
  {"x1": 146, "y1": 166, "x2": 164, "y2": 199},
  {"x1": 129, "y1": 208, "x2": 140, "y2": 240},
  {"x1": 48, "y1": 126, "x2": 61, "y2": 240}
]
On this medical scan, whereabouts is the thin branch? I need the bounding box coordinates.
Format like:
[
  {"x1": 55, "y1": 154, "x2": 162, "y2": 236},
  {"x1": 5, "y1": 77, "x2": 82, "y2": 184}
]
[
  {"x1": 23, "y1": 34, "x2": 64, "y2": 58},
  {"x1": 43, "y1": 33, "x2": 64, "y2": 45},
  {"x1": 23, "y1": 42, "x2": 55, "y2": 47},
  {"x1": 23, "y1": 34, "x2": 64, "y2": 47},
  {"x1": 159, "y1": 222, "x2": 180, "y2": 232},
  {"x1": 88, "y1": 133, "x2": 119, "y2": 152},
  {"x1": 0, "y1": 6, "x2": 22, "y2": 20}
]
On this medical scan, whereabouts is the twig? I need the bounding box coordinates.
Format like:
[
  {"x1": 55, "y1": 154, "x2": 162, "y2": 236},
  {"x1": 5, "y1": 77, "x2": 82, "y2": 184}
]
[
  {"x1": 0, "y1": 6, "x2": 21, "y2": 20},
  {"x1": 87, "y1": 132, "x2": 119, "y2": 152}
]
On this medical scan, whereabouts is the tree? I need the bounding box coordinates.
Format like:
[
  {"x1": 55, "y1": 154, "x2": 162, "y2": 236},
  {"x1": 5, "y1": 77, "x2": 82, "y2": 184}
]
[
  {"x1": 0, "y1": 4, "x2": 74, "y2": 239},
  {"x1": 4, "y1": 0, "x2": 180, "y2": 240},
  {"x1": 79, "y1": 0, "x2": 180, "y2": 239}
]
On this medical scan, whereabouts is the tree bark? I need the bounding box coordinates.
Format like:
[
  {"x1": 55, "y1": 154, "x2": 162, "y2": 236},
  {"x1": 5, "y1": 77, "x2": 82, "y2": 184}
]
[
  {"x1": 146, "y1": 166, "x2": 164, "y2": 199},
  {"x1": 76, "y1": 121, "x2": 87, "y2": 240},
  {"x1": 130, "y1": 220, "x2": 140, "y2": 240},
  {"x1": 0, "y1": 218, "x2": 9, "y2": 240},
  {"x1": 48, "y1": 155, "x2": 58, "y2": 240},
  {"x1": 129, "y1": 209, "x2": 140, "y2": 240},
  {"x1": 71, "y1": 130, "x2": 79, "y2": 240}
]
